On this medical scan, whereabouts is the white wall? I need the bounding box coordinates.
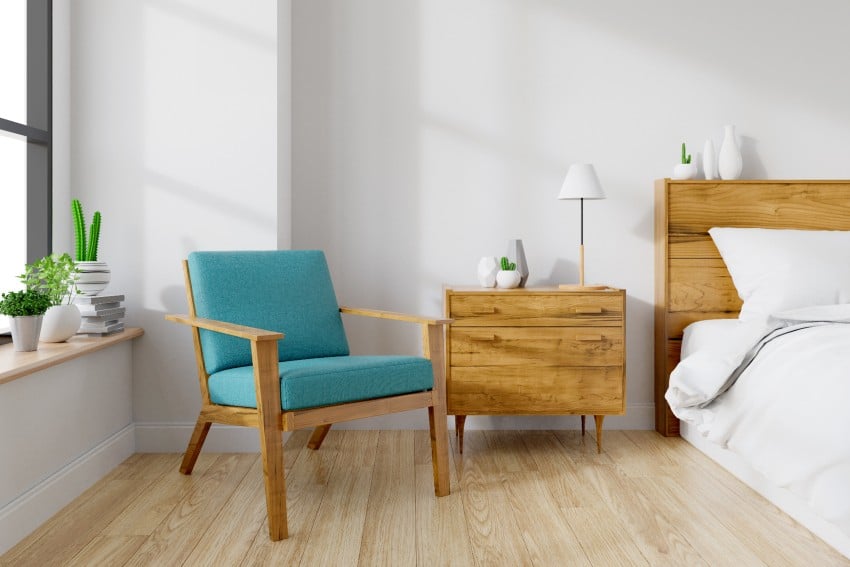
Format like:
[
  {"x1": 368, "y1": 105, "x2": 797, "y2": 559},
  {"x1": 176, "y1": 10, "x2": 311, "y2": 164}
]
[
  {"x1": 0, "y1": 344, "x2": 136, "y2": 554},
  {"x1": 292, "y1": 0, "x2": 850, "y2": 429},
  {"x1": 70, "y1": 0, "x2": 279, "y2": 449}
]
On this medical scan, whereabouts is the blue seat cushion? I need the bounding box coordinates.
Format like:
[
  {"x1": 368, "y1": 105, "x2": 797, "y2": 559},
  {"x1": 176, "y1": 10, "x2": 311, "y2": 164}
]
[{"x1": 208, "y1": 355, "x2": 434, "y2": 411}]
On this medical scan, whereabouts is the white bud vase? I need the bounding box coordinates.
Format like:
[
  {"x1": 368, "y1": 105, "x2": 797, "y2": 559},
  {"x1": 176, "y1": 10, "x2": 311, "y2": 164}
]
[
  {"x1": 477, "y1": 256, "x2": 498, "y2": 288},
  {"x1": 718, "y1": 125, "x2": 743, "y2": 180},
  {"x1": 703, "y1": 139, "x2": 717, "y2": 180}
]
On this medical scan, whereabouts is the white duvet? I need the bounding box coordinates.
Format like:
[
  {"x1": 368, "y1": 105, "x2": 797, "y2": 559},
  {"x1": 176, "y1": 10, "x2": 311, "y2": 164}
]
[{"x1": 666, "y1": 304, "x2": 850, "y2": 534}]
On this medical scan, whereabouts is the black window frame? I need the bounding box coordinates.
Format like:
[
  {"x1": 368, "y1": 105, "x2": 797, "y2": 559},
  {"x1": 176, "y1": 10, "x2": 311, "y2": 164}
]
[{"x1": 0, "y1": 0, "x2": 53, "y2": 263}]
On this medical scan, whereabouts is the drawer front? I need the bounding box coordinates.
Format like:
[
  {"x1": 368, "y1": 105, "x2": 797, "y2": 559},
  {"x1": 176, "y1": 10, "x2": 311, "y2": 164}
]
[
  {"x1": 447, "y1": 366, "x2": 624, "y2": 414},
  {"x1": 448, "y1": 292, "x2": 623, "y2": 327},
  {"x1": 449, "y1": 326, "x2": 624, "y2": 367}
]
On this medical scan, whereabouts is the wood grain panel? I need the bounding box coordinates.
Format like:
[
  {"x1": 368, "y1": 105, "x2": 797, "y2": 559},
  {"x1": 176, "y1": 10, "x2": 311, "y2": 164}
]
[
  {"x1": 667, "y1": 182, "x2": 850, "y2": 233},
  {"x1": 668, "y1": 235, "x2": 721, "y2": 259},
  {"x1": 669, "y1": 258, "x2": 741, "y2": 313},
  {"x1": 447, "y1": 366, "x2": 624, "y2": 414},
  {"x1": 450, "y1": 327, "x2": 624, "y2": 367},
  {"x1": 448, "y1": 291, "x2": 623, "y2": 327}
]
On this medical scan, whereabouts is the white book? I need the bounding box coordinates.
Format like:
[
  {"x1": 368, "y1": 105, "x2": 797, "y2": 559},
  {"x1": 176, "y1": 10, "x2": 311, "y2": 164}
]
[
  {"x1": 73, "y1": 294, "x2": 125, "y2": 305},
  {"x1": 79, "y1": 307, "x2": 126, "y2": 321},
  {"x1": 78, "y1": 320, "x2": 124, "y2": 333},
  {"x1": 76, "y1": 301, "x2": 121, "y2": 314}
]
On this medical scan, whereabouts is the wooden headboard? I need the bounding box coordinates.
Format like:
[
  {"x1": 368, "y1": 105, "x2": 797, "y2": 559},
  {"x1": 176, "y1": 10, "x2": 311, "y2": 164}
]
[{"x1": 654, "y1": 179, "x2": 850, "y2": 436}]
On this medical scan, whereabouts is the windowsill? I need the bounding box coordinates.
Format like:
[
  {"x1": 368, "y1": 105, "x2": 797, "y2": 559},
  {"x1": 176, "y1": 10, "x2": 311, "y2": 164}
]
[{"x1": 0, "y1": 327, "x2": 144, "y2": 386}]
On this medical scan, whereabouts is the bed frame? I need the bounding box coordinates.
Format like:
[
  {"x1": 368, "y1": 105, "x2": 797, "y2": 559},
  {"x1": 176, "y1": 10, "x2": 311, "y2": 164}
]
[{"x1": 654, "y1": 178, "x2": 850, "y2": 436}]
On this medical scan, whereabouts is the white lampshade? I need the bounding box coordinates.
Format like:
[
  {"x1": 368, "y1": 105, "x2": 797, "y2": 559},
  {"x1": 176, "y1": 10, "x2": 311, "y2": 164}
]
[{"x1": 557, "y1": 163, "x2": 605, "y2": 200}]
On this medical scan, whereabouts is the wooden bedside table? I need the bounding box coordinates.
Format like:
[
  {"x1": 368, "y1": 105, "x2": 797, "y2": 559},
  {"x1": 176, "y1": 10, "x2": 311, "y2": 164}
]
[{"x1": 443, "y1": 286, "x2": 626, "y2": 453}]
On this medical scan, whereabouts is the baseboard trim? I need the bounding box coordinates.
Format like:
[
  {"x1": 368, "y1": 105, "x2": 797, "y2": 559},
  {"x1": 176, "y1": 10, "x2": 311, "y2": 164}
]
[
  {"x1": 135, "y1": 403, "x2": 655, "y2": 452},
  {"x1": 0, "y1": 423, "x2": 136, "y2": 555}
]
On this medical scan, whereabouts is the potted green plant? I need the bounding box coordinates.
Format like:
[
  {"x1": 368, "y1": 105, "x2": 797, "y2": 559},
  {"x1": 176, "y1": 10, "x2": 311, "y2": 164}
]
[
  {"x1": 19, "y1": 253, "x2": 82, "y2": 342},
  {"x1": 672, "y1": 142, "x2": 697, "y2": 180},
  {"x1": 496, "y1": 256, "x2": 521, "y2": 288},
  {"x1": 0, "y1": 289, "x2": 52, "y2": 351},
  {"x1": 72, "y1": 198, "x2": 111, "y2": 296}
]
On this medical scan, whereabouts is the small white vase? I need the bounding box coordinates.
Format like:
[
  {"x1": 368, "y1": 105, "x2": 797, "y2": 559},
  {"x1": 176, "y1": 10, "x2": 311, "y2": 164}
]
[
  {"x1": 40, "y1": 304, "x2": 82, "y2": 342},
  {"x1": 477, "y1": 256, "x2": 498, "y2": 288},
  {"x1": 718, "y1": 125, "x2": 743, "y2": 180},
  {"x1": 703, "y1": 139, "x2": 718, "y2": 180},
  {"x1": 75, "y1": 261, "x2": 111, "y2": 296},
  {"x1": 496, "y1": 270, "x2": 521, "y2": 289},
  {"x1": 672, "y1": 163, "x2": 697, "y2": 180}
]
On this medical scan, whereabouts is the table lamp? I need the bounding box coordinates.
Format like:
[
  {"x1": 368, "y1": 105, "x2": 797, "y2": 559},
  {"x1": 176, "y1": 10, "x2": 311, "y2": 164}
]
[{"x1": 557, "y1": 163, "x2": 607, "y2": 290}]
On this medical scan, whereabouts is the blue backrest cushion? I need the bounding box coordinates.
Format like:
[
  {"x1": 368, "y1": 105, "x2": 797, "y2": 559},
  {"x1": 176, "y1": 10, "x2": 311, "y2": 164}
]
[{"x1": 188, "y1": 250, "x2": 350, "y2": 374}]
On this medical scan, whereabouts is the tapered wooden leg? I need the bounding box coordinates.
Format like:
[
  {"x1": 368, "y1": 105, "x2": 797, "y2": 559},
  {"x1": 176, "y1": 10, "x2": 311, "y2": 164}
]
[
  {"x1": 594, "y1": 415, "x2": 605, "y2": 454},
  {"x1": 581, "y1": 415, "x2": 586, "y2": 436},
  {"x1": 307, "y1": 424, "x2": 332, "y2": 450},
  {"x1": 180, "y1": 418, "x2": 211, "y2": 474},
  {"x1": 429, "y1": 406, "x2": 450, "y2": 496},
  {"x1": 252, "y1": 340, "x2": 288, "y2": 541},
  {"x1": 455, "y1": 415, "x2": 467, "y2": 454}
]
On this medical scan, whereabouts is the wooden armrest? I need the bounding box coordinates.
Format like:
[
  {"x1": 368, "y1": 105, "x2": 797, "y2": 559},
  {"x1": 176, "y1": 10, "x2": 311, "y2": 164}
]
[
  {"x1": 165, "y1": 314, "x2": 283, "y2": 341},
  {"x1": 339, "y1": 306, "x2": 452, "y2": 326}
]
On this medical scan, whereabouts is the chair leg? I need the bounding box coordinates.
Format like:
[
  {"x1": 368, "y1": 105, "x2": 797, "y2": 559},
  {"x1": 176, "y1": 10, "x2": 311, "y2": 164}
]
[
  {"x1": 307, "y1": 424, "x2": 332, "y2": 450},
  {"x1": 180, "y1": 418, "x2": 211, "y2": 475},
  {"x1": 258, "y1": 419, "x2": 288, "y2": 541},
  {"x1": 428, "y1": 405, "x2": 450, "y2": 497}
]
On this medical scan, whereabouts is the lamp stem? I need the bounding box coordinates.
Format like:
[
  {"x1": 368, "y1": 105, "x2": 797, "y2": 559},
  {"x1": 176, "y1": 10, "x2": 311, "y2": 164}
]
[
  {"x1": 579, "y1": 243, "x2": 585, "y2": 287},
  {"x1": 579, "y1": 197, "x2": 585, "y2": 286},
  {"x1": 580, "y1": 198, "x2": 584, "y2": 245}
]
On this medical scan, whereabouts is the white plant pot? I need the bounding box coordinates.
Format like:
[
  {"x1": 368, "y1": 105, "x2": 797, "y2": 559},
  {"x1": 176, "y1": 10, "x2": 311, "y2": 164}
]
[
  {"x1": 672, "y1": 163, "x2": 698, "y2": 180},
  {"x1": 477, "y1": 256, "x2": 498, "y2": 287},
  {"x1": 40, "y1": 304, "x2": 82, "y2": 342},
  {"x1": 9, "y1": 315, "x2": 43, "y2": 352},
  {"x1": 75, "y1": 261, "x2": 111, "y2": 296},
  {"x1": 496, "y1": 270, "x2": 521, "y2": 289}
]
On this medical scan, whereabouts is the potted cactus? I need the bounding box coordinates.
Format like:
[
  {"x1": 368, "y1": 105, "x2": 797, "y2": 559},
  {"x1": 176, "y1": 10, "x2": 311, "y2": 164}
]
[
  {"x1": 672, "y1": 142, "x2": 698, "y2": 180},
  {"x1": 72, "y1": 198, "x2": 111, "y2": 296},
  {"x1": 0, "y1": 289, "x2": 52, "y2": 351},
  {"x1": 19, "y1": 253, "x2": 81, "y2": 342},
  {"x1": 496, "y1": 256, "x2": 521, "y2": 289}
]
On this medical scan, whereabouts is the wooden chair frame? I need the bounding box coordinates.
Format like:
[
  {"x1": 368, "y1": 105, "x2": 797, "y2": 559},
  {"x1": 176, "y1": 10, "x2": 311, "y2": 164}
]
[{"x1": 166, "y1": 260, "x2": 451, "y2": 541}]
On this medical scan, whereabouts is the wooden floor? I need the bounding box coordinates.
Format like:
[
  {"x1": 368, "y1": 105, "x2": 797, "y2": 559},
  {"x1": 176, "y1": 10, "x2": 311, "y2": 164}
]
[{"x1": 3, "y1": 429, "x2": 848, "y2": 566}]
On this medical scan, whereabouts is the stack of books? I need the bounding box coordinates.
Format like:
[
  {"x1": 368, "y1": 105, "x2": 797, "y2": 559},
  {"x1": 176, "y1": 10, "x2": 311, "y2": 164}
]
[{"x1": 74, "y1": 294, "x2": 126, "y2": 336}]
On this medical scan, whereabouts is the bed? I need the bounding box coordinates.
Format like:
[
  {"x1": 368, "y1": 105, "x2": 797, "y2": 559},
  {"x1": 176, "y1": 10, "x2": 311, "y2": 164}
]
[{"x1": 654, "y1": 178, "x2": 850, "y2": 558}]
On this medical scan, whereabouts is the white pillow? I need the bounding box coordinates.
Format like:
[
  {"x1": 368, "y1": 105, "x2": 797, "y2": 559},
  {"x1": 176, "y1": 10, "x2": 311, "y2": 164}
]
[{"x1": 708, "y1": 227, "x2": 850, "y2": 322}]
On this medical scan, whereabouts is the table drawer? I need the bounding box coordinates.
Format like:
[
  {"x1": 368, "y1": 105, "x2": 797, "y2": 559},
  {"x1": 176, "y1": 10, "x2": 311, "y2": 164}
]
[
  {"x1": 447, "y1": 366, "x2": 624, "y2": 414},
  {"x1": 449, "y1": 326, "x2": 624, "y2": 367},
  {"x1": 448, "y1": 292, "x2": 623, "y2": 326}
]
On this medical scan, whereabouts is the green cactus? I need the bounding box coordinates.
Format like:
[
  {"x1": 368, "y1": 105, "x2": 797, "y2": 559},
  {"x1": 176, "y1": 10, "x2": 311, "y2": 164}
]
[
  {"x1": 500, "y1": 256, "x2": 517, "y2": 271},
  {"x1": 681, "y1": 142, "x2": 692, "y2": 165},
  {"x1": 72, "y1": 199, "x2": 102, "y2": 261}
]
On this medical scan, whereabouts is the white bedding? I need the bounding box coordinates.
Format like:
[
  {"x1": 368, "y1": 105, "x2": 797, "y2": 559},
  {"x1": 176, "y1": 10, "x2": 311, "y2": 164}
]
[{"x1": 667, "y1": 304, "x2": 850, "y2": 536}]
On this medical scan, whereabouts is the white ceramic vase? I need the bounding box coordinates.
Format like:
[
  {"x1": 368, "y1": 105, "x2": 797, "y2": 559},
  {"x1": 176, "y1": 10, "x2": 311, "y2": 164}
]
[
  {"x1": 40, "y1": 304, "x2": 82, "y2": 342},
  {"x1": 703, "y1": 139, "x2": 718, "y2": 180},
  {"x1": 496, "y1": 270, "x2": 521, "y2": 289},
  {"x1": 718, "y1": 125, "x2": 743, "y2": 180},
  {"x1": 477, "y1": 256, "x2": 498, "y2": 288},
  {"x1": 9, "y1": 315, "x2": 43, "y2": 352},
  {"x1": 75, "y1": 261, "x2": 111, "y2": 296}
]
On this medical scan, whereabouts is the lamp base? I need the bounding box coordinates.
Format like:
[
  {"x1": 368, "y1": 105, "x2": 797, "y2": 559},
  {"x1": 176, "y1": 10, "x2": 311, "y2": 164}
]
[{"x1": 558, "y1": 283, "x2": 610, "y2": 291}]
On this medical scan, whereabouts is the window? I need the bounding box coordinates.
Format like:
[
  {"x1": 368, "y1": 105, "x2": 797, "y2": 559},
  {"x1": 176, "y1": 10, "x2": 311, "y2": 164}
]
[{"x1": 0, "y1": 0, "x2": 52, "y2": 333}]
